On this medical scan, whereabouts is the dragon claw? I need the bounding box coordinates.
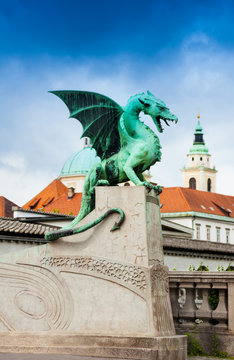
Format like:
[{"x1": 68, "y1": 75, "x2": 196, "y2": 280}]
[
  {"x1": 141, "y1": 181, "x2": 153, "y2": 190},
  {"x1": 153, "y1": 185, "x2": 162, "y2": 195},
  {"x1": 140, "y1": 181, "x2": 162, "y2": 195},
  {"x1": 96, "y1": 180, "x2": 110, "y2": 186}
]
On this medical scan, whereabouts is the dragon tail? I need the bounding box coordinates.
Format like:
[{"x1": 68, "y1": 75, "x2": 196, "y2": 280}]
[
  {"x1": 44, "y1": 190, "x2": 93, "y2": 241},
  {"x1": 44, "y1": 205, "x2": 125, "y2": 242},
  {"x1": 63, "y1": 191, "x2": 94, "y2": 230}
]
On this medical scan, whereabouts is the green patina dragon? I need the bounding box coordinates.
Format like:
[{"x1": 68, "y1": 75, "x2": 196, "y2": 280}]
[{"x1": 45, "y1": 90, "x2": 178, "y2": 241}]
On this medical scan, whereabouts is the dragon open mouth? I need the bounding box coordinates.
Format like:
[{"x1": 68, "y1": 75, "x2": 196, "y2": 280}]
[{"x1": 155, "y1": 116, "x2": 176, "y2": 133}]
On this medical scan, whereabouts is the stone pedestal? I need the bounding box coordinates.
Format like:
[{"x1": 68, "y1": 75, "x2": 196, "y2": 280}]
[{"x1": 0, "y1": 187, "x2": 186, "y2": 359}]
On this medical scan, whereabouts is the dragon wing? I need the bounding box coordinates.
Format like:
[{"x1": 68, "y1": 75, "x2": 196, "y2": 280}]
[{"x1": 50, "y1": 90, "x2": 124, "y2": 160}]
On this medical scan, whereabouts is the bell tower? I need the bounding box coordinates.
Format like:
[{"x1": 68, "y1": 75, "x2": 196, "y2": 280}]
[{"x1": 182, "y1": 115, "x2": 217, "y2": 192}]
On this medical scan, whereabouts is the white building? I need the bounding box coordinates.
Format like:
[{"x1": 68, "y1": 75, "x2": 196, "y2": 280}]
[
  {"x1": 160, "y1": 186, "x2": 234, "y2": 245},
  {"x1": 161, "y1": 116, "x2": 234, "y2": 246}
]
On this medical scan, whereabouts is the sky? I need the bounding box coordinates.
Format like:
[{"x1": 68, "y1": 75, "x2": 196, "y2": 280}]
[{"x1": 1, "y1": 0, "x2": 234, "y2": 205}]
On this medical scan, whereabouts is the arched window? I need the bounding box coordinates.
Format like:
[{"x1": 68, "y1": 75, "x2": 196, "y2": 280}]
[
  {"x1": 207, "y1": 178, "x2": 212, "y2": 192},
  {"x1": 189, "y1": 177, "x2": 196, "y2": 189}
]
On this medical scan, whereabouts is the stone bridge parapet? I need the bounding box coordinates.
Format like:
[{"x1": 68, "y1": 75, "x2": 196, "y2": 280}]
[{"x1": 169, "y1": 271, "x2": 234, "y2": 356}]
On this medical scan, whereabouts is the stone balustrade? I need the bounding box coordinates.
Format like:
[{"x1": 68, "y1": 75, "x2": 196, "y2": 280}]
[{"x1": 169, "y1": 271, "x2": 234, "y2": 355}]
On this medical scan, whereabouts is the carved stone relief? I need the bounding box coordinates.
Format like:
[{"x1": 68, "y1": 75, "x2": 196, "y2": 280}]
[
  {"x1": 150, "y1": 264, "x2": 174, "y2": 334},
  {"x1": 0, "y1": 262, "x2": 73, "y2": 331},
  {"x1": 41, "y1": 256, "x2": 147, "y2": 297},
  {"x1": 151, "y1": 264, "x2": 169, "y2": 291}
]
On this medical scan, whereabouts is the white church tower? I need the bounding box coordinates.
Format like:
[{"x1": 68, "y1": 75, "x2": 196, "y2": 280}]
[{"x1": 182, "y1": 115, "x2": 217, "y2": 192}]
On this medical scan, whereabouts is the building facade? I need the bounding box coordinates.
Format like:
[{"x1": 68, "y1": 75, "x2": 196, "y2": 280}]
[{"x1": 160, "y1": 187, "x2": 234, "y2": 245}]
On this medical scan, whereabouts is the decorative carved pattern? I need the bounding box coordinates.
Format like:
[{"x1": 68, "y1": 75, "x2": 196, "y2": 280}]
[
  {"x1": 14, "y1": 290, "x2": 47, "y2": 319},
  {"x1": 150, "y1": 264, "x2": 175, "y2": 333},
  {"x1": 40, "y1": 256, "x2": 147, "y2": 291},
  {"x1": 0, "y1": 262, "x2": 73, "y2": 331},
  {"x1": 151, "y1": 265, "x2": 169, "y2": 292}
]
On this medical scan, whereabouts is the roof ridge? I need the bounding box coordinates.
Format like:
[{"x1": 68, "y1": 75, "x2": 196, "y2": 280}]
[
  {"x1": 183, "y1": 186, "x2": 234, "y2": 198},
  {"x1": 178, "y1": 188, "x2": 192, "y2": 211},
  {"x1": 54, "y1": 178, "x2": 67, "y2": 197},
  {"x1": 22, "y1": 178, "x2": 67, "y2": 210}
]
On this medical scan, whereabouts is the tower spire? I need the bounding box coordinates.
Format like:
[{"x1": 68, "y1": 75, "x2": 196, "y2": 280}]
[
  {"x1": 181, "y1": 114, "x2": 217, "y2": 192},
  {"x1": 193, "y1": 114, "x2": 205, "y2": 145}
]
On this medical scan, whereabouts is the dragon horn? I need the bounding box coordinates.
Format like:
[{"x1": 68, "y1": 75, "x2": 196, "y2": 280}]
[{"x1": 147, "y1": 90, "x2": 155, "y2": 97}]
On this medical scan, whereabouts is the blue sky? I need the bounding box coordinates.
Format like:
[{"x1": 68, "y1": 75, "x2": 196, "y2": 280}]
[{"x1": 1, "y1": 0, "x2": 234, "y2": 204}]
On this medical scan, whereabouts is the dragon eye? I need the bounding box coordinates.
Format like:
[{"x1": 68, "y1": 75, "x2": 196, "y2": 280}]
[{"x1": 138, "y1": 99, "x2": 150, "y2": 107}]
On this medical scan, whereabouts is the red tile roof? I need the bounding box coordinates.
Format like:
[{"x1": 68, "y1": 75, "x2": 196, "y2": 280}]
[
  {"x1": 22, "y1": 178, "x2": 82, "y2": 216},
  {"x1": 160, "y1": 187, "x2": 234, "y2": 218},
  {"x1": 0, "y1": 196, "x2": 18, "y2": 218},
  {"x1": 44, "y1": 193, "x2": 82, "y2": 215},
  {"x1": 23, "y1": 179, "x2": 68, "y2": 211}
]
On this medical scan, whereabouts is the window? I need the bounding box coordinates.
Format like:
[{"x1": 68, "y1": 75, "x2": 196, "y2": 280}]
[
  {"x1": 200, "y1": 157, "x2": 203, "y2": 161},
  {"x1": 216, "y1": 227, "x2": 221, "y2": 242},
  {"x1": 207, "y1": 178, "x2": 212, "y2": 192},
  {"x1": 192, "y1": 157, "x2": 194, "y2": 161},
  {"x1": 196, "y1": 224, "x2": 201, "y2": 240},
  {"x1": 226, "y1": 229, "x2": 230, "y2": 243},
  {"x1": 206, "y1": 226, "x2": 211, "y2": 241},
  {"x1": 189, "y1": 177, "x2": 196, "y2": 189}
]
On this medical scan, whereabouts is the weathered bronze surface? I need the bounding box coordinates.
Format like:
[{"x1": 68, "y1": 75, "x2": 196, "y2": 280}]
[{"x1": 45, "y1": 90, "x2": 177, "y2": 241}]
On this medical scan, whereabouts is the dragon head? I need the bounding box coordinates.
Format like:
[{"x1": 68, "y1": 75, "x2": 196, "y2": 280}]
[{"x1": 139, "y1": 91, "x2": 178, "y2": 133}]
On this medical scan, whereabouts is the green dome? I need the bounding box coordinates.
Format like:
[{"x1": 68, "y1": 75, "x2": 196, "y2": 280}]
[
  {"x1": 189, "y1": 144, "x2": 209, "y2": 154},
  {"x1": 60, "y1": 147, "x2": 100, "y2": 176}
]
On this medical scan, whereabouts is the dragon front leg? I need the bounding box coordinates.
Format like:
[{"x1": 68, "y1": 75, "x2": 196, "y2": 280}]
[
  {"x1": 138, "y1": 173, "x2": 162, "y2": 194},
  {"x1": 123, "y1": 154, "x2": 162, "y2": 195},
  {"x1": 123, "y1": 153, "x2": 149, "y2": 186},
  {"x1": 138, "y1": 173, "x2": 147, "y2": 182}
]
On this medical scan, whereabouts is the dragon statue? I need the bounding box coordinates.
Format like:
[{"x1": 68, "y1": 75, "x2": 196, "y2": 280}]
[{"x1": 45, "y1": 90, "x2": 178, "y2": 241}]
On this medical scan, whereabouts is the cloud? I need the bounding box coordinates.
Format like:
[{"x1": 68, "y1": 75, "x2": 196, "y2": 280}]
[
  {"x1": 0, "y1": 154, "x2": 26, "y2": 171},
  {"x1": 182, "y1": 31, "x2": 213, "y2": 51},
  {"x1": 0, "y1": 153, "x2": 55, "y2": 205},
  {"x1": 0, "y1": 40, "x2": 234, "y2": 205}
]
